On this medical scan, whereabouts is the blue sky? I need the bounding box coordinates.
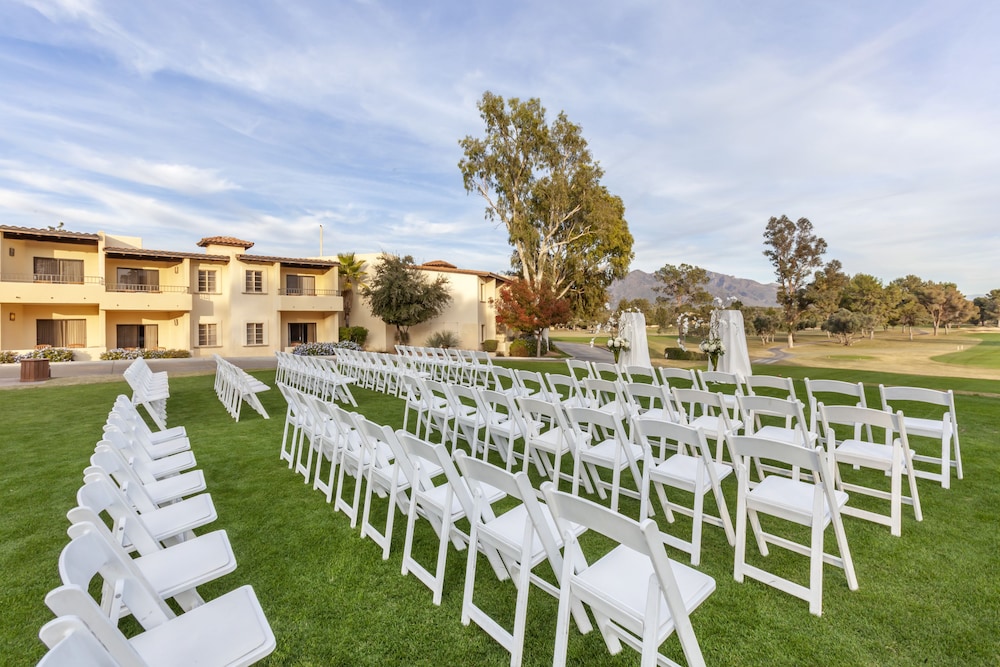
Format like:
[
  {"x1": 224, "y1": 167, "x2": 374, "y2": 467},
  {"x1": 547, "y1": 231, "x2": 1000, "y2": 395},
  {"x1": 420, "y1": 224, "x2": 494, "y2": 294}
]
[{"x1": 1, "y1": 1, "x2": 997, "y2": 295}]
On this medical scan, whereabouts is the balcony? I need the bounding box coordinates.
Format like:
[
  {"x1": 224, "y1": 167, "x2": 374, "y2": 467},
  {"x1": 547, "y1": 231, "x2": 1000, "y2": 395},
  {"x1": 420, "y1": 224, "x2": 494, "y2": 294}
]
[
  {"x1": 277, "y1": 287, "x2": 342, "y2": 312},
  {"x1": 101, "y1": 283, "x2": 193, "y2": 311},
  {"x1": 0, "y1": 273, "x2": 105, "y2": 304}
]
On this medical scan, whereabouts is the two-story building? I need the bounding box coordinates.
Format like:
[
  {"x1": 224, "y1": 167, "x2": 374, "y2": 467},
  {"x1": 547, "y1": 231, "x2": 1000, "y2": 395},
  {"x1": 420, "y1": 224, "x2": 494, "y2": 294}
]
[
  {"x1": 0, "y1": 226, "x2": 507, "y2": 358},
  {"x1": 0, "y1": 226, "x2": 341, "y2": 359}
]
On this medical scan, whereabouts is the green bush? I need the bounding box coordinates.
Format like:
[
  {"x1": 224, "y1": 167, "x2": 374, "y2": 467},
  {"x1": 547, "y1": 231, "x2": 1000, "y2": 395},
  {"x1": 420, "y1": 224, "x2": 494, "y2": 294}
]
[
  {"x1": 664, "y1": 347, "x2": 707, "y2": 361},
  {"x1": 99, "y1": 348, "x2": 190, "y2": 360},
  {"x1": 340, "y1": 326, "x2": 369, "y2": 346},
  {"x1": 0, "y1": 350, "x2": 19, "y2": 364},
  {"x1": 426, "y1": 330, "x2": 460, "y2": 349},
  {"x1": 508, "y1": 339, "x2": 531, "y2": 357},
  {"x1": 482, "y1": 339, "x2": 498, "y2": 353}
]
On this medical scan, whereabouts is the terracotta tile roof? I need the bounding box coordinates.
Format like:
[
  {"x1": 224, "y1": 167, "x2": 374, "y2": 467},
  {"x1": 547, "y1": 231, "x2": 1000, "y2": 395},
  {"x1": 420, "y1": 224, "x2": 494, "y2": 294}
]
[
  {"x1": 238, "y1": 254, "x2": 338, "y2": 269},
  {"x1": 0, "y1": 224, "x2": 100, "y2": 243},
  {"x1": 422, "y1": 260, "x2": 457, "y2": 269},
  {"x1": 196, "y1": 236, "x2": 255, "y2": 249},
  {"x1": 104, "y1": 246, "x2": 229, "y2": 263}
]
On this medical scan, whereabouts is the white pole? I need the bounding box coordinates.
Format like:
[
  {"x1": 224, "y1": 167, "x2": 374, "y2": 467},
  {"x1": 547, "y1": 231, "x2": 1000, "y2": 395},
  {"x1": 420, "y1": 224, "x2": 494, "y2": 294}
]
[{"x1": 319, "y1": 224, "x2": 324, "y2": 256}]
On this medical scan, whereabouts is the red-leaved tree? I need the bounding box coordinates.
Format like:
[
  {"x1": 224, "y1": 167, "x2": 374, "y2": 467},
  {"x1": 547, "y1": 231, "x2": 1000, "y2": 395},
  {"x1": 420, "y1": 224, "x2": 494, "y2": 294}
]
[{"x1": 495, "y1": 278, "x2": 571, "y2": 357}]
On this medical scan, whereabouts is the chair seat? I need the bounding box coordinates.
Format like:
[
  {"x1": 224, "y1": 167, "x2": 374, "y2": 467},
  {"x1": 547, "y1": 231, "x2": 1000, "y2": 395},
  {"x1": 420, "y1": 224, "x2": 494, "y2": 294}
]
[
  {"x1": 421, "y1": 482, "x2": 505, "y2": 518},
  {"x1": 650, "y1": 455, "x2": 732, "y2": 491},
  {"x1": 574, "y1": 544, "x2": 716, "y2": 635},
  {"x1": 753, "y1": 425, "x2": 816, "y2": 447},
  {"x1": 580, "y1": 438, "x2": 644, "y2": 467},
  {"x1": 835, "y1": 439, "x2": 894, "y2": 470},
  {"x1": 137, "y1": 530, "x2": 237, "y2": 600},
  {"x1": 480, "y1": 504, "x2": 584, "y2": 563},
  {"x1": 748, "y1": 476, "x2": 848, "y2": 526},
  {"x1": 140, "y1": 494, "x2": 218, "y2": 542},
  {"x1": 901, "y1": 416, "x2": 951, "y2": 438},
  {"x1": 129, "y1": 585, "x2": 275, "y2": 666},
  {"x1": 143, "y1": 470, "x2": 207, "y2": 506},
  {"x1": 688, "y1": 415, "x2": 742, "y2": 437}
]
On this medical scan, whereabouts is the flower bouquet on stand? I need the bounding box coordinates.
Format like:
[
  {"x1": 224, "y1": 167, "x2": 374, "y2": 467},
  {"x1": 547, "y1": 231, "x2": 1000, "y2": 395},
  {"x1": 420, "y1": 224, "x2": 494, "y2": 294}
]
[
  {"x1": 607, "y1": 336, "x2": 630, "y2": 364},
  {"x1": 699, "y1": 336, "x2": 725, "y2": 370}
]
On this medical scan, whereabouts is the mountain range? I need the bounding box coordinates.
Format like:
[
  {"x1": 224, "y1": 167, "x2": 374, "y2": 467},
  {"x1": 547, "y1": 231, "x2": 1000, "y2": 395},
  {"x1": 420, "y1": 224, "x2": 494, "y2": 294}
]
[{"x1": 608, "y1": 269, "x2": 779, "y2": 308}]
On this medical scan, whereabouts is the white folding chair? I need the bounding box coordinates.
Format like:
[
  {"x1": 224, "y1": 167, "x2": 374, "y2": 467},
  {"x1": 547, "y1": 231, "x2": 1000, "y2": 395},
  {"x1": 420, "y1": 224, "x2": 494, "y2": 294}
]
[
  {"x1": 479, "y1": 388, "x2": 529, "y2": 471},
  {"x1": 582, "y1": 377, "x2": 635, "y2": 421},
  {"x1": 542, "y1": 482, "x2": 715, "y2": 667},
  {"x1": 696, "y1": 369, "x2": 744, "y2": 420},
  {"x1": 633, "y1": 418, "x2": 735, "y2": 566},
  {"x1": 818, "y1": 404, "x2": 922, "y2": 536},
  {"x1": 804, "y1": 378, "x2": 871, "y2": 437},
  {"x1": 396, "y1": 431, "x2": 505, "y2": 605},
  {"x1": 879, "y1": 385, "x2": 962, "y2": 488},
  {"x1": 671, "y1": 388, "x2": 743, "y2": 465},
  {"x1": 47, "y1": 527, "x2": 274, "y2": 665},
  {"x1": 624, "y1": 381, "x2": 680, "y2": 423},
  {"x1": 544, "y1": 373, "x2": 589, "y2": 410},
  {"x1": 455, "y1": 453, "x2": 588, "y2": 667},
  {"x1": 78, "y1": 472, "x2": 217, "y2": 548},
  {"x1": 592, "y1": 361, "x2": 624, "y2": 382},
  {"x1": 735, "y1": 394, "x2": 816, "y2": 482},
  {"x1": 37, "y1": 616, "x2": 118, "y2": 667},
  {"x1": 90, "y1": 445, "x2": 205, "y2": 508},
  {"x1": 744, "y1": 374, "x2": 798, "y2": 401},
  {"x1": 730, "y1": 435, "x2": 858, "y2": 616},
  {"x1": 516, "y1": 396, "x2": 594, "y2": 493},
  {"x1": 564, "y1": 406, "x2": 644, "y2": 512},
  {"x1": 357, "y1": 419, "x2": 421, "y2": 560},
  {"x1": 658, "y1": 367, "x2": 698, "y2": 390},
  {"x1": 64, "y1": 517, "x2": 236, "y2": 619},
  {"x1": 624, "y1": 364, "x2": 660, "y2": 385}
]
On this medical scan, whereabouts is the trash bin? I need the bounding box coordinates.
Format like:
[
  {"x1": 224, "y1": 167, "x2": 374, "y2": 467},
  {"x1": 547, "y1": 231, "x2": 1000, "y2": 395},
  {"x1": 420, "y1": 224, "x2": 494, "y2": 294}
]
[{"x1": 20, "y1": 358, "x2": 50, "y2": 382}]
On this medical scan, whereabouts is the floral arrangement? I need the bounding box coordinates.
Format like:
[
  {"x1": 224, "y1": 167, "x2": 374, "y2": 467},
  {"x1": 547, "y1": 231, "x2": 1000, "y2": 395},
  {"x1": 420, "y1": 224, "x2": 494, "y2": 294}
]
[
  {"x1": 602, "y1": 309, "x2": 633, "y2": 362},
  {"x1": 700, "y1": 297, "x2": 736, "y2": 368}
]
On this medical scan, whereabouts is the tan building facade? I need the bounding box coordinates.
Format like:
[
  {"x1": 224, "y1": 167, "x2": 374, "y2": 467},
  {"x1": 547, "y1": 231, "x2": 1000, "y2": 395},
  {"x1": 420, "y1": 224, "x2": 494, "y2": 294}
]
[
  {"x1": 0, "y1": 226, "x2": 507, "y2": 359},
  {"x1": 349, "y1": 255, "x2": 507, "y2": 353},
  {"x1": 0, "y1": 226, "x2": 342, "y2": 360}
]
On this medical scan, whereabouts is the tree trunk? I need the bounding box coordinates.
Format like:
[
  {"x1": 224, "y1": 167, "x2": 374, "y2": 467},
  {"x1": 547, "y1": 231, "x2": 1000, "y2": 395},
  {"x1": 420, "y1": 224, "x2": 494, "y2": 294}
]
[{"x1": 787, "y1": 331, "x2": 794, "y2": 348}]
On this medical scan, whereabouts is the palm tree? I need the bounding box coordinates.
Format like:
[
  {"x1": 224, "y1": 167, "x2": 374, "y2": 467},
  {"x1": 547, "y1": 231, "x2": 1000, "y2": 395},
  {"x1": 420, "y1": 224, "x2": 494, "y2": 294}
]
[{"x1": 337, "y1": 253, "x2": 368, "y2": 327}]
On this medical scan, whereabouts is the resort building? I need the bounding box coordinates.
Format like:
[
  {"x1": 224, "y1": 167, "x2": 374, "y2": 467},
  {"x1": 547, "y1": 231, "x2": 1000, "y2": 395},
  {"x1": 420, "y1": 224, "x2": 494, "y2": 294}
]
[
  {"x1": 350, "y1": 254, "x2": 508, "y2": 352},
  {"x1": 0, "y1": 225, "x2": 506, "y2": 359}
]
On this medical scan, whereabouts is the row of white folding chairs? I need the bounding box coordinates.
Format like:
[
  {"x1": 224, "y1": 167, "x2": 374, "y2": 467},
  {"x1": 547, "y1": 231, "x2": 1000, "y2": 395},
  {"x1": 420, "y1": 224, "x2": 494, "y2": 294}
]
[
  {"x1": 273, "y1": 384, "x2": 715, "y2": 667},
  {"x1": 212, "y1": 355, "x2": 271, "y2": 422},
  {"x1": 395, "y1": 345, "x2": 494, "y2": 386},
  {"x1": 274, "y1": 350, "x2": 357, "y2": 406},
  {"x1": 574, "y1": 358, "x2": 963, "y2": 489},
  {"x1": 334, "y1": 348, "x2": 428, "y2": 396},
  {"x1": 122, "y1": 356, "x2": 170, "y2": 430},
  {"x1": 37, "y1": 398, "x2": 275, "y2": 666}
]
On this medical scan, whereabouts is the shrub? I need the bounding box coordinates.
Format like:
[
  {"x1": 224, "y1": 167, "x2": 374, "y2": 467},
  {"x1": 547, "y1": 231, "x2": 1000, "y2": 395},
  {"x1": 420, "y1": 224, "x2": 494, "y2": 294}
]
[
  {"x1": 14, "y1": 348, "x2": 74, "y2": 362},
  {"x1": 99, "y1": 348, "x2": 191, "y2": 360},
  {"x1": 426, "y1": 331, "x2": 460, "y2": 349},
  {"x1": 508, "y1": 339, "x2": 531, "y2": 357},
  {"x1": 482, "y1": 339, "x2": 498, "y2": 353},
  {"x1": 339, "y1": 326, "x2": 369, "y2": 346},
  {"x1": 664, "y1": 347, "x2": 707, "y2": 362},
  {"x1": 293, "y1": 341, "x2": 361, "y2": 356},
  {"x1": 0, "y1": 350, "x2": 19, "y2": 364}
]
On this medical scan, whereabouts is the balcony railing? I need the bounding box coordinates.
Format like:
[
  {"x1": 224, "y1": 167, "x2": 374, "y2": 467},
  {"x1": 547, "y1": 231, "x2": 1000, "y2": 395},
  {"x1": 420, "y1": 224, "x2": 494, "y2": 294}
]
[
  {"x1": 1, "y1": 273, "x2": 104, "y2": 285},
  {"x1": 105, "y1": 283, "x2": 190, "y2": 293},
  {"x1": 278, "y1": 288, "x2": 341, "y2": 296}
]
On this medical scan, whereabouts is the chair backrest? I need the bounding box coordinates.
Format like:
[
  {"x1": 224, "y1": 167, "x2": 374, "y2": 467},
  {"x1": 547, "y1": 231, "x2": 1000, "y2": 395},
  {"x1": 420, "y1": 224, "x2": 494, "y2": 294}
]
[
  {"x1": 624, "y1": 365, "x2": 659, "y2": 385},
  {"x1": 37, "y1": 616, "x2": 127, "y2": 667},
  {"x1": 804, "y1": 378, "x2": 868, "y2": 430},
  {"x1": 513, "y1": 369, "x2": 548, "y2": 398},
  {"x1": 879, "y1": 385, "x2": 956, "y2": 419},
  {"x1": 591, "y1": 361, "x2": 622, "y2": 381},
  {"x1": 582, "y1": 377, "x2": 628, "y2": 411},
  {"x1": 633, "y1": 416, "x2": 714, "y2": 465},
  {"x1": 564, "y1": 405, "x2": 629, "y2": 450},
  {"x1": 744, "y1": 375, "x2": 797, "y2": 401},
  {"x1": 623, "y1": 382, "x2": 678, "y2": 422},
  {"x1": 73, "y1": 476, "x2": 162, "y2": 555},
  {"x1": 817, "y1": 404, "x2": 902, "y2": 445},
  {"x1": 658, "y1": 367, "x2": 697, "y2": 390},
  {"x1": 57, "y1": 522, "x2": 174, "y2": 631},
  {"x1": 565, "y1": 359, "x2": 594, "y2": 383},
  {"x1": 671, "y1": 387, "x2": 729, "y2": 424},
  {"x1": 729, "y1": 435, "x2": 830, "y2": 484},
  {"x1": 697, "y1": 369, "x2": 744, "y2": 395},
  {"x1": 544, "y1": 373, "x2": 585, "y2": 406},
  {"x1": 735, "y1": 394, "x2": 811, "y2": 445}
]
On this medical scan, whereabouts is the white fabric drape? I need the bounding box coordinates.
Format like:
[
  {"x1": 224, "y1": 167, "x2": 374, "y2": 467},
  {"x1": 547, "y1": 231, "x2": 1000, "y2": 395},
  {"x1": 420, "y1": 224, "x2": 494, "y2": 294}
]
[
  {"x1": 617, "y1": 312, "x2": 651, "y2": 368},
  {"x1": 713, "y1": 310, "x2": 752, "y2": 379}
]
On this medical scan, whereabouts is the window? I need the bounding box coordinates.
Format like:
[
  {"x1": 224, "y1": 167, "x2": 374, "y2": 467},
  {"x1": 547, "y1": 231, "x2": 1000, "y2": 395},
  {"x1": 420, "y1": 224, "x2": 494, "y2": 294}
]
[
  {"x1": 198, "y1": 323, "x2": 219, "y2": 347},
  {"x1": 115, "y1": 268, "x2": 160, "y2": 292},
  {"x1": 246, "y1": 322, "x2": 265, "y2": 346},
  {"x1": 286, "y1": 274, "x2": 316, "y2": 296},
  {"x1": 198, "y1": 270, "x2": 217, "y2": 293},
  {"x1": 36, "y1": 319, "x2": 86, "y2": 347},
  {"x1": 245, "y1": 270, "x2": 264, "y2": 293},
  {"x1": 116, "y1": 324, "x2": 158, "y2": 349},
  {"x1": 288, "y1": 322, "x2": 316, "y2": 346},
  {"x1": 33, "y1": 258, "x2": 84, "y2": 284}
]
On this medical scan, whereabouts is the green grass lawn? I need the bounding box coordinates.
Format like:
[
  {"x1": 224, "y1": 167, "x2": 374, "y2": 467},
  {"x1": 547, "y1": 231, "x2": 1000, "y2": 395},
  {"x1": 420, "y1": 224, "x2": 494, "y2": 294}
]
[
  {"x1": 933, "y1": 333, "x2": 1000, "y2": 369},
  {"x1": 3, "y1": 365, "x2": 1000, "y2": 665}
]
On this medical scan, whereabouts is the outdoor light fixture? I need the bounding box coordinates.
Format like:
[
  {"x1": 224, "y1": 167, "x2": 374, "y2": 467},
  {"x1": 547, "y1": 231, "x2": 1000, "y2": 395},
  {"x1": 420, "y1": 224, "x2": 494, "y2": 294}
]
[
  {"x1": 8, "y1": 313, "x2": 14, "y2": 321},
  {"x1": 7, "y1": 247, "x2": 13, "y2": 256}
]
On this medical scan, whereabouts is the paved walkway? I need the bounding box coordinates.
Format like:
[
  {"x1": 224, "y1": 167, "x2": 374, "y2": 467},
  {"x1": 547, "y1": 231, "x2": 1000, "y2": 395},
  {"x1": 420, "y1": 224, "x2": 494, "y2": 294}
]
[{"x1": 0, "y1": 356, "x2": 276, "y2": 389}]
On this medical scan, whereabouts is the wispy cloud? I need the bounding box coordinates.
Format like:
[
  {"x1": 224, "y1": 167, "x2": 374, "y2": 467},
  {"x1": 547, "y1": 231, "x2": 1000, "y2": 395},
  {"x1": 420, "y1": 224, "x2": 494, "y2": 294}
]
[{"x1": 1, "y1": 0, "x2": 998, "y2": 293}]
